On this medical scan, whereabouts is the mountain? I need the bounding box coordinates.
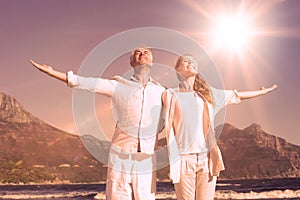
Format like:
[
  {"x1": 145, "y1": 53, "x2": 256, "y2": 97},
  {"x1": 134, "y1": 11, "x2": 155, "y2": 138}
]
[
  {"x1": 0, "y1": 92, "x2": 299, "y2": 183},
  {"x1": 0, "y1": 92, "x2": 106, "y2": 183},
  {"x1": 0, "y1": 92, "x2": 40, "y2": 124},
  {"x1": 217, "y1": 123, "x2": 300, "y2": 179}
]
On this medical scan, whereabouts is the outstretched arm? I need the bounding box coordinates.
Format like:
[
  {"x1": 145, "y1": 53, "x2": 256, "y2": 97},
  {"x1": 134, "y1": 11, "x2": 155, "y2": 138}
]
[
  {"x1": 235, "y1": 84, "x2": 278, "y2": 100},
  {"x1": 30, "y1": 60, "x2": 67, "y2": 83}
]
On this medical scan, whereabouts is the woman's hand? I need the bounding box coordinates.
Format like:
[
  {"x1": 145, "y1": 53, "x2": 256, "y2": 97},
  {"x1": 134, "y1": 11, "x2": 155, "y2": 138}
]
[{"x1": 261, "y1": 84, "x2": 278, "y2": 94}]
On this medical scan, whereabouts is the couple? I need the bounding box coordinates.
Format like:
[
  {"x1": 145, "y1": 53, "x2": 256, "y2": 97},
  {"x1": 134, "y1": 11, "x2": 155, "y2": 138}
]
[{"x1": 30, "y1": 47, "x2": 277, "y2": 200}]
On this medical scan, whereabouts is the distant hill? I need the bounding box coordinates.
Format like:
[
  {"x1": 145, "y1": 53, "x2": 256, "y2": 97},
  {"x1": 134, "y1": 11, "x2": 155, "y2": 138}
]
[
  {"x1": 0, "y1": 92, "x2": 299, "y2": 183},
  {"x1": 217, "y1": 123, "x2": 300, "y2": 179},
  {"x1": 0, "y1": 92, "x2": 106, "y2": 183}
]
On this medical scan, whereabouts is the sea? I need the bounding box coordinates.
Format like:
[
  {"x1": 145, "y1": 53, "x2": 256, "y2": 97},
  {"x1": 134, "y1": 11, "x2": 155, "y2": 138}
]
[{"x1": 0, "y1": 178, "x2": 299, "y2": 200}]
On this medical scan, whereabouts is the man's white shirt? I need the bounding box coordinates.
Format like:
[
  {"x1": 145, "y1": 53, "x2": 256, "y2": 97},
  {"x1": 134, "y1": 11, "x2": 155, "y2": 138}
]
[{"x1": 67, "y1": 71, "x2": 165, "y2": 154}]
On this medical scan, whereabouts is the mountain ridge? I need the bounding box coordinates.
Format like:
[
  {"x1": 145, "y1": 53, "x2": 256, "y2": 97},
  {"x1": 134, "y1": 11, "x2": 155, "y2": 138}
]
[
  {"x1": 0, "y1": 92, "x2": 41, "y2": 124},
  {"x1": 0, "y1": 92, "x2": 106, "y2": 183},
  {"x1": 217, "y1": 123, "x2": 300, "y2": 179}
]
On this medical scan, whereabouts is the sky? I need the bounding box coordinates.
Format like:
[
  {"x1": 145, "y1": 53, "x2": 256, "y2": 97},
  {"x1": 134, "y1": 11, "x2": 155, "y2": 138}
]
[{"x1": 1, "y1": 0, "x2": 300, "y2": 145}]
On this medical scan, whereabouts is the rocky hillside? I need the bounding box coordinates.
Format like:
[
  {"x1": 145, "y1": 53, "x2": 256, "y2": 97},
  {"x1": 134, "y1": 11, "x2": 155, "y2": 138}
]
[
  {"x1": 217, "y1": 123, "x2": 300, "y2": 179},
  {"x1": 0, "y1": 92, "x2": 40, "y2": 124},
  {"x1": 0, "y1": 92, "x2": 106, "y2": 183}
]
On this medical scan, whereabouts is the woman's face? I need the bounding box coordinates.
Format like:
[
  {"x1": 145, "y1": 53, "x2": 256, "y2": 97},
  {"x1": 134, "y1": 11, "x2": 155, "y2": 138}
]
[{"x1": 176, "y1": 55, "x2": 199, "y2": 78}]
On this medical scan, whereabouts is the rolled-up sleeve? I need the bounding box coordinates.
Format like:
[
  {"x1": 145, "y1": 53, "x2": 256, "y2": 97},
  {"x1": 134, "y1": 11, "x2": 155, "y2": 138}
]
[
  {"x1": 66, "y1": 71, "x2": 117, "y2": 96},
  {"x1": 211, "y1": 87, "x2": 241, "y2": 114},
  {"x1": 67, "y1": 71, "x2": 79, "y2": 87}
]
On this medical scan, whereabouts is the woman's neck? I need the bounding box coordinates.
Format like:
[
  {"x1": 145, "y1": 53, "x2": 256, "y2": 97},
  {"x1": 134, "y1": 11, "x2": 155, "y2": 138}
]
[{"x1": 179, "y1": 76, "x2": 196, "y2": 92}]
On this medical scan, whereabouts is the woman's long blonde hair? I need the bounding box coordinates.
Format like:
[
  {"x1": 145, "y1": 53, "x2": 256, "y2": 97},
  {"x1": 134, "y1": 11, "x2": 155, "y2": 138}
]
[{"x1": 193, "y1": 73, "x2": 215, "y2": 106}]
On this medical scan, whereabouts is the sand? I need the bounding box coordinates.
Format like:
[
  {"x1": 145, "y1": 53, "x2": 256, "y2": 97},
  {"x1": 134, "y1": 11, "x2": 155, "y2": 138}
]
[{"x1": 93, "y1": 190, "x2": 300, "y2": 199}]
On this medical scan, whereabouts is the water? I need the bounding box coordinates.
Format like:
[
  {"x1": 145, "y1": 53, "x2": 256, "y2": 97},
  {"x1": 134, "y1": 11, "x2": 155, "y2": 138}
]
[
  {"x1": 0, "y1": 183, "x2": 103, "y2": 199},
  {"x1": 0, "y1": 178, "x2": 299, "y2": 199}
]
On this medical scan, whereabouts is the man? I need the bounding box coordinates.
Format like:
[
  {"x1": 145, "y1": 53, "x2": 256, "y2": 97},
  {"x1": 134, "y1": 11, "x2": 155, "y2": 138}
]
[{"x1": 30, "y1": 47, "x2": 165, "y2": 200}]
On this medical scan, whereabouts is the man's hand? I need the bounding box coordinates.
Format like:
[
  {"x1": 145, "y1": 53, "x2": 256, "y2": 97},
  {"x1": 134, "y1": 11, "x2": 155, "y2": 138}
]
[
  {"x1": 30, "y1": 60, "x2": 54, "y2": 74},
  {"x1": 29, "y1": 60, "x2": 67, "y2": 83}
]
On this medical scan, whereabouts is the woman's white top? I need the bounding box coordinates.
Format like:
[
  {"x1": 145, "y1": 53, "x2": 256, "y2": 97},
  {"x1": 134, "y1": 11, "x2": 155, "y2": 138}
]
[{"x1": 170, "y1": 90, "x2": 208, "y2": 155}]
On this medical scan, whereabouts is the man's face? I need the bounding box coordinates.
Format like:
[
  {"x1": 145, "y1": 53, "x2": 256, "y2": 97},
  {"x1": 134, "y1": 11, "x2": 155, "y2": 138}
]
[{"x1": 130, "y1": 48, "x2": 153, "y2": 67}]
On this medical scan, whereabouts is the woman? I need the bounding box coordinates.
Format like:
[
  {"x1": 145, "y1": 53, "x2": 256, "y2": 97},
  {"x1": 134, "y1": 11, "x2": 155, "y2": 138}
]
[{"x1": 162, "y1": 54, "x2": 277, "y2": 200}]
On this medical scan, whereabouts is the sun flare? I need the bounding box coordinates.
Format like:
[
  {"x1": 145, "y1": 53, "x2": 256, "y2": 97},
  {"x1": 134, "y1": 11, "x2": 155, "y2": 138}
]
[{"x1": 213, "y1": 16, "x2": 253, "y2": 51}]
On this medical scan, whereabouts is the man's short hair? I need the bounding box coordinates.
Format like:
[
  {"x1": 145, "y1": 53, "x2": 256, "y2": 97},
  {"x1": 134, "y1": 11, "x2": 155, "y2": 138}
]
[{"x1": 130, "y1": 47, "x2": 153, "y2": 62}]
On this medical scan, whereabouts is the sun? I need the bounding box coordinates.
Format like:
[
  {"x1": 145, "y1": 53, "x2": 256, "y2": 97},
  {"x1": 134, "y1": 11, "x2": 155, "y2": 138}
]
[{"x1": 213, "y1": 16, "x2": 253, "y2": 51}]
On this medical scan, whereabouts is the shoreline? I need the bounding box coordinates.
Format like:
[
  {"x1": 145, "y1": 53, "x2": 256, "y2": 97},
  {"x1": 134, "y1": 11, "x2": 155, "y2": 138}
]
[{"x1": 0, "y1": 177, "x2": 299, "y2": 186}]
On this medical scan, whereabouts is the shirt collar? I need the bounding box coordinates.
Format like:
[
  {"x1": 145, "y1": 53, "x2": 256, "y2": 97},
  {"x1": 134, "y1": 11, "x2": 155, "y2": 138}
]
[{"x1": 130, "y1": 75, "x2": 155, "y2": 83}]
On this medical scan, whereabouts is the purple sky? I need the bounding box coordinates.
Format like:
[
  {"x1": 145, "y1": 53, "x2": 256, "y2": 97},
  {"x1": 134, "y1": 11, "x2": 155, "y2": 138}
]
[{"x1": 1, "y1": 0, "x2": 300, "y2": 145}]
